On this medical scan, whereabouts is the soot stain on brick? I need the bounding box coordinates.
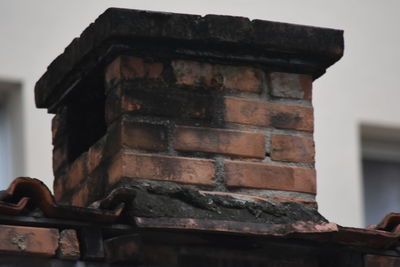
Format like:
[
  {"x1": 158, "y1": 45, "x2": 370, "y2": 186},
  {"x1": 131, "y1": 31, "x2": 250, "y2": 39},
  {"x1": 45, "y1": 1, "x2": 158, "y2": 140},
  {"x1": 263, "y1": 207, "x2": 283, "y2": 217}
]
[
  {"x1": 108, "y1": 180, "x2": 327, "y2": 225},
  {"x1": 271, "y1": 112, "x2": 300, "y2": 128}
]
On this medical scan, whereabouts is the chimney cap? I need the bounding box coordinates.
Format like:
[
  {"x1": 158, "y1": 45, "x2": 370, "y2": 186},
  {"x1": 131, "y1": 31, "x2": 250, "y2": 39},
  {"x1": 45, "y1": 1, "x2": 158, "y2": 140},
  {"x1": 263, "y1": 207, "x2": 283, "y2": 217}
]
[{"x1": 34, "y1": 8, "x2": 344, "y2": 111}]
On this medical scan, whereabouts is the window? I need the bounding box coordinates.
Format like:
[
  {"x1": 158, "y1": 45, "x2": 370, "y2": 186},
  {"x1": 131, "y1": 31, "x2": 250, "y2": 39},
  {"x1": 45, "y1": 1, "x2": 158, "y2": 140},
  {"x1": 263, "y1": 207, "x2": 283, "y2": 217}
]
[
  {"x1": 361, "y1": 124, "x2": 400, "y2": 226},
  {"x1": 0, "y1": 80, "x2": 24, "y2": 189}
]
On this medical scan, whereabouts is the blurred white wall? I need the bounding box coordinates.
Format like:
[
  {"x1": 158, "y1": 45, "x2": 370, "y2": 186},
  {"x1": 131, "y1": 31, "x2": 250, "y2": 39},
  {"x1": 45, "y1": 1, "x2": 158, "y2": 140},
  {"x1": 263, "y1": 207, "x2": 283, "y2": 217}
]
[{"x1": 1, "y1": 0, "x2": 399, "y2": 227}]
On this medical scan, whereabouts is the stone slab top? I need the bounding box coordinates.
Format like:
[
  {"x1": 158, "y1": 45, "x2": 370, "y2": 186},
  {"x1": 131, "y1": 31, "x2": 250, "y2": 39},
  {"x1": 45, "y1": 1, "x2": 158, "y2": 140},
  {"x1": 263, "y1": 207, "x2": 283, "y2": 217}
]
[{"x1": 34, "y1": 8, "x2": 344, "y2": 111}]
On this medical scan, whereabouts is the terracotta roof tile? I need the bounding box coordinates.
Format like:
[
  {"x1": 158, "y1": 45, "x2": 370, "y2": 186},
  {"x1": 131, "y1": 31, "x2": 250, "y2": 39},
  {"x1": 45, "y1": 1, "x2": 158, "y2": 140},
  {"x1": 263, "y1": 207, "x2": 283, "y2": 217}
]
[
  {"x1": 1, "y1": 177, "x2": 400, "y2": 251},
  {"x1": 0, "y1": 177, "x2": 123, "y2": 223}
]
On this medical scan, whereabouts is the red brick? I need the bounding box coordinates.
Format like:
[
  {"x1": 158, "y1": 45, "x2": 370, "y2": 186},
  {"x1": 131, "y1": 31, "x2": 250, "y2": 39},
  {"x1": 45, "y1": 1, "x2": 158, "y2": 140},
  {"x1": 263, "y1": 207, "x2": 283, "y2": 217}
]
[
  {"x1": 225, "y1": 160, "x2": 316, "y2": 194},
  {"x1": 365, "y1": 255, "x2": 400, "y2": 267},
  {"x1": 58, "y1": 229, "x2": 80, "y2": 260},
  {"x1": 172, "y1": 60, "x2": 264, "y2": 92},
  {"x1": 70, "y1": 182, "x2": 89, "y2": 207},
  {"x1": 65, "y1": 153, "x2": 87, "y2": 191},
  {"x1": 53, "y1": 143, "x2": 69, "y2": 174},
  {"x1": 0, "y1": 225, "x2": 59, "y2": 257},
  {"x1": 108, "y1": 151, "x2": 215, "y2": 186},
  {"x1": 121, "y1": 121, "x2": 167, "y2": 152},
  {"x1": 269, "y1": 72, "x2": 312, "y2": 100},
  {"x1": 53, "y1": 176, "x2": 65, "y2": 202},
  {"x1": 224, "y1": 96, "x2": 313, "y2": 132},
  {"x1": 87, "y1": 137, "x2": 106, "y2": 174},
  {"x1": 174, "y1": 125, "x2": 265, "y2": 158},
  {"x1": 107, "y1": 117, "x2": 168, "y2": 155},
  {"x1": 271, "y1": 134, "x2": 315, "y2": 163},
  {"x1": 105, "y1": 56, "x2": 163, "y2": 85},
  {"x1": 270, "y1": 103, "x2": 313, "y2": 132}
]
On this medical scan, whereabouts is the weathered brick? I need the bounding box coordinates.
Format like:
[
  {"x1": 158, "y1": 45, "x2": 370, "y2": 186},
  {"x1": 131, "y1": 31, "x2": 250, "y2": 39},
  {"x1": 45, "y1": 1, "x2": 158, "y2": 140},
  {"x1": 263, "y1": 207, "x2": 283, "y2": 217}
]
[
  {"x1": 105, "y1": 56, "x2": 163, "y2": 86},
  {"x1": 224, "y1": 96, "x2": 313, "y2": 132},
  {"x1": 58, "y1": 229, "x2": 80, "y2": 260},
  {"x1": 108, "y1": 151, "x2": 215, "y2": 186},
  {"x1": 87, "y1": 136, "x2": 106, "y2": 174},
  {"x1": 172, "y1": 60, "x2": 264, "y2": 92},
  {"x1": 0, "y1": 225, "x2": 59, "y2": 257},
  {"x1": 271, "y1": 134, "x2": 315, "y2": 163},
  {"x1": 53, "y1": 176, "x2": 65, "y2": 202},
  {"x1": 70, "y1": 182, "x2": 89, "y2": 207},
  {"x1": 105, "y1": 82, "x2": 215, "y2": 124},
  {"x1": 174, "y1": 125, "x2": 265, "y2": 158},
  {"x1": 106, "y1": 117, "x2": 168, "y2": 157},
  {"x1": 65, "y1": 152, "x2": 88, "y2": 191},
  {"x1": 270, "y1": 104, "x2": 314, "y2": 132},
  {"x1": 365, "y1": 255, "x2": 400, "y2": 267},
  {"x1": 53, "y1": 142, "x2": 69, "y2": 174},
  {"x1": 225, "y1": 160, "x2": 316, "y2": 194},
  {"x1": 269, "y1": 72, "x2": 312, "y2": 100}
]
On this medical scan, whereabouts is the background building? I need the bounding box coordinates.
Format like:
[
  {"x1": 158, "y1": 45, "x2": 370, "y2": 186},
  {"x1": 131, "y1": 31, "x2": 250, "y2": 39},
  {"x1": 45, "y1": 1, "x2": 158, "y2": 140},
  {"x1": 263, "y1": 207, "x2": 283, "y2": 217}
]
[{"x1": 1, "y1": 0, "x2": 400, "y2": 228}]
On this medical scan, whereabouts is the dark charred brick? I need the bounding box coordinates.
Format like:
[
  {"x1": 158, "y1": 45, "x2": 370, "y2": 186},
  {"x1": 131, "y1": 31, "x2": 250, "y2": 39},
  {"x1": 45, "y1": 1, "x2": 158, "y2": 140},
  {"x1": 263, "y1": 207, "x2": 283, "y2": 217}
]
[
  {"x1": 105, "y1": 81, "x2": 218, "y2": 124},
  {"x1": 224, "y1": 96, "x2": 313, "y2": 132}
]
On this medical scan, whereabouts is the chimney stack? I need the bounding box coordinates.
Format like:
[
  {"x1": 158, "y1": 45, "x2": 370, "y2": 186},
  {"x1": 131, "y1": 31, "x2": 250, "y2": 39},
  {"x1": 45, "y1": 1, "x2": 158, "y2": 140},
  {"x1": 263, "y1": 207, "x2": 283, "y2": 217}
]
[{"x1": 35, "y1": 8, "x2": 343, "y2": 208}]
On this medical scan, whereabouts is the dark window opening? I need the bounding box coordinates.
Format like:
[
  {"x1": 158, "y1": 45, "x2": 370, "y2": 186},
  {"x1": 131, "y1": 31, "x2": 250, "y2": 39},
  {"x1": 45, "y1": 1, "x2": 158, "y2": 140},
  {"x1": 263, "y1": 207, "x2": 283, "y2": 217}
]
[
  {"x1": 66, "y1": 80, "x2": 106, "y2": 163},
  {"x1": 361, "y1": 124, "x2": 400, "y2": 226}
]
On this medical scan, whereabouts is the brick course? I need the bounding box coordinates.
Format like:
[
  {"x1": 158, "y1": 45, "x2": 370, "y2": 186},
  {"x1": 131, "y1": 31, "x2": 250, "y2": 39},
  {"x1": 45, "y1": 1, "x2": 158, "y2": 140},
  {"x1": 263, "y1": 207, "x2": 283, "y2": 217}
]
[
  {"x1": 108, "y1": 117, "x2": 168, "y2": 153},
  {"x1": 172, "y1": 60, "x2": 264, "y2": 92},
  {"x1": 0, "y1": 225, "x2": 59, "y2": 257},
  {"x1": 108, "y1": 151, "x2": 216, "y2": 186},
  {"x1": 174, "y1": 125, "x2": 265, "y2": 158},
  {"x1": 105, "y1": 83, "x2": 215, "y2": 125},
  {"x1": 271, "y1": 134, "x2": 315, "y2": 163},
  {"x1": 105, "y1": 56, "x2": 163, "y2": 86},
  {"x1": 224, "y1": 97, "x2": 314, "y2": 132},
  {"x1": 269, "y1": 72, "x2": 312, "y2": 100},
  {"x1": 225, "y1": 160, "x2": 316, "y2": 194}
]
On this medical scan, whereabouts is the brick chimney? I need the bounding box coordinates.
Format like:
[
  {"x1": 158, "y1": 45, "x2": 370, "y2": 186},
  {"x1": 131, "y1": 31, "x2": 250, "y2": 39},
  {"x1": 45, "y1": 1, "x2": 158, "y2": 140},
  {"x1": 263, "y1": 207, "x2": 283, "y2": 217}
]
[{"x1": 35, "y1": 8, "x2": 343, "y2": 207}]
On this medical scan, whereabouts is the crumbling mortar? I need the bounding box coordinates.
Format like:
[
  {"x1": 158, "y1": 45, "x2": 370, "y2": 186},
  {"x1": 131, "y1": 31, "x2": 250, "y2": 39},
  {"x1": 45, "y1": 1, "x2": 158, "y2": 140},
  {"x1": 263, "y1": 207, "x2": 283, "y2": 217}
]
[
  {"x1": 210, "y1": 92, "x2": 226, "y2": 127},
  {"x1": 260, "y1": 69, "x2": 270, "y2": 100},
  {"x1": 261, "y1": 157, "x2": 314, "y2": 169},
  {"x1": 224, "y1": 122, "x2": 313, "y2": 138},
  {"x1": 166, "y1": 120, "x2": 178, "y2": 156},
  {"x1": 101, "y1": 178, "x2": 325, "y2": 224},
  {"x1": 269, "y1": 97, "x2": 312, "y2": 107},
  {"x1": 231, "y1": 188, "x2": 316, "y2": 201},
  {"x1": 271, "y1": 128, "x2": 313, "y2": 138},
  {"x1": 213, "y1": 156, "x2": 228, "y2": 192}
]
